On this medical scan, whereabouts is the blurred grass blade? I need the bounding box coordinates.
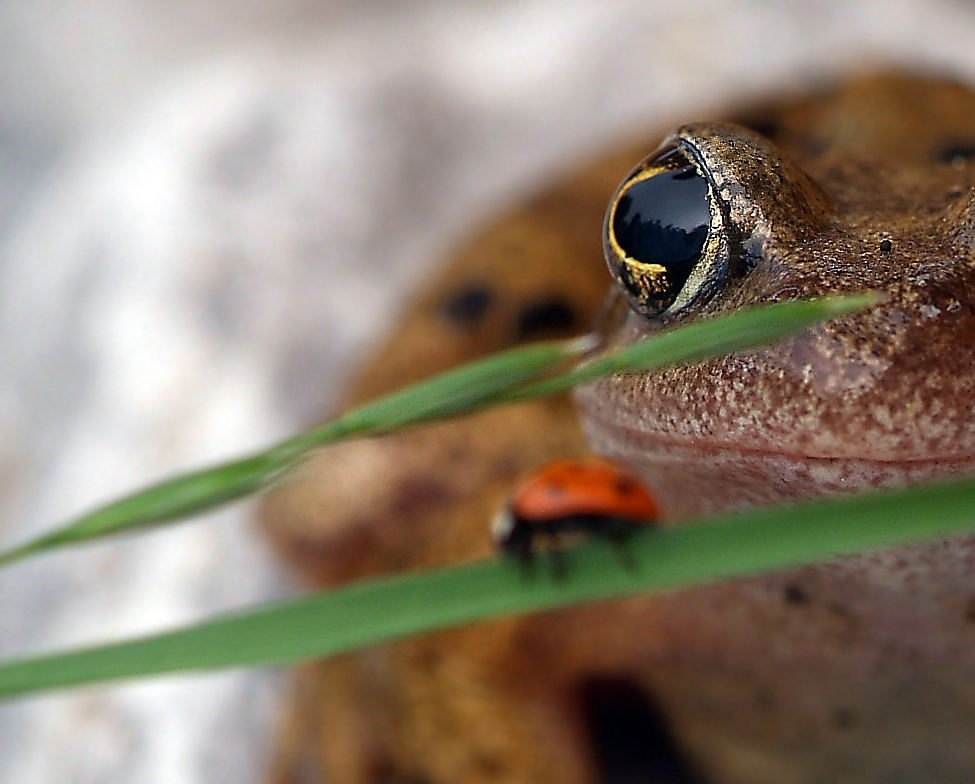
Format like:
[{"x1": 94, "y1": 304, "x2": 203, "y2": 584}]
[
  {"x1": 1, "y1": 469, "x2": 971, "y2": 700},
  {"x1": 0, "y1": 453, "x2": 286, "y2": 565},
  {"x1": 0, "y1": 294, "x2": 876, "y2": 567},
  {"x1": 267, "y1": 335, "x2": 596, "y2": 460},
  {"x1": 0, "y1": 338, "x2": 583, "y2": 566}
]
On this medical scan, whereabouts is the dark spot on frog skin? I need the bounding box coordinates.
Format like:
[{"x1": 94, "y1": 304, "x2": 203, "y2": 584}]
[
  {"x1": 370, "y1": 759, "x2": 432, "y2": 784},
  {"x1": 794, "y1": 133, "x2": 829, "y2": 158},
  {"x1": 880, "y1": 238, "x2": 893, "y2": 254},
  {"x1": 831, "y1": 708, "x2": 856, "y2": 729},
  {"x1": 391, "y1": 477, "x2": 451, "y2": 518},
  {"x1": 738, "y1": 116, "x2": 781, "y2": 141},
  {"x1": 576, "y1": 676, "x2": 706, "y2": 784},
  {"x1": 783, "y1": 583, "x2": 809, "y2": 605},
  {"x1": 441, "y1": 284, "x2": 494, "y2": 326},
  {"x1": 379, "y1": 779, "x2": 430, "y2": 784},
  {"x1": 826, "y1": 601, "x2": 854, "y2": 619},
  {"x1": 414, "y1": 647, "x2": 442, "y2": 673},
  {"x1": 516, "y1": 297, "x2": 577, "y2": 338},
  {"x1": 474, "y1": 754, "x2": 504, "y2": 777},
  {"x1": 965, "y1": 597, "x2": 975, "y2": 623},
  {"x1": 754, "y1": 688, "x2": 775, "y2": 710},
  {"x1": 935, "y1": 142, "x2": 975, "y2": 167}
]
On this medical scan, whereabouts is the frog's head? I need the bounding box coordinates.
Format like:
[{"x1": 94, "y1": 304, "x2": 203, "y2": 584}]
[
  {"x1": 577, "y1": 121, "x2": 975, "y2": 519},
  {"x1": 601, "y1": 123, "x2": 831, "y2": 319}
]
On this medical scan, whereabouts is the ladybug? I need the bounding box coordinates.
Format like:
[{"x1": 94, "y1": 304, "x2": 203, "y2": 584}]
[{"x1": 492, "y1": 457, "x2": 661, "y2": 564}]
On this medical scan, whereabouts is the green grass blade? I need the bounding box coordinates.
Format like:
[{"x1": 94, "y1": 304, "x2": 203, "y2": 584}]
[
  {"x1": 0, "y1": 470, "x2": 971, "y2": 700},
  {"x1": 0, "y1": 294, "x2": 876, "y2": 567},
  {"x1": 0, "y1": 339, "x2": 584, "y2": 567},
  {"x1": 267, "y1": 336, "x2": 594, "y2": 460},
  {"x1": 506, "y1": 293, "x2": 879, "y2": 400}
]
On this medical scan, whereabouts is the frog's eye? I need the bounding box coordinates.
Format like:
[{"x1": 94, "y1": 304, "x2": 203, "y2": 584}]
[{"x1": 604, "y1": 142, "x2": 727, "y2": 318}]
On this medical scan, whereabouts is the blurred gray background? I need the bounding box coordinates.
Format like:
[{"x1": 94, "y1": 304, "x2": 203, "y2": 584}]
[{"x1": 2, "y1": 1, "x2": 975, "y2": 781}]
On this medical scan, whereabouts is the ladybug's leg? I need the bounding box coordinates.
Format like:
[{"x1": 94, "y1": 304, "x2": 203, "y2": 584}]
[
  {"x1": 498, "y1": 517, "x2": 543, "y2": 578},
  {"x1": 507, "y1": 542, "x2": 539, "y2": 581},
  {"x1": 602, "y1": 517, "x2": 647, "y2": 572},
  {"x1": 547, "y1": 548, "x2": 568, "y2": 581}
]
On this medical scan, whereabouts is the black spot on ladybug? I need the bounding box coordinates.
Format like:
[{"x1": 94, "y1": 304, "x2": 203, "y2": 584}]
[
  {"x1": 544, "y1": 483, "x2": 567, "y2": 498},
  {"x1": 831, "y1": 708, "x2": 855, "y2": 729},
  {"x1": 784, "y1": 584, "x2": 809, "y2": 605},
  {"x1": 614, "y1": 477, "x2": 638, "y2": 496},
  {"x1": 577, "y1": 676, "x2": 706, "y2": 784},
  {"x1": 879, "y1": 238, "x2": 892, "y2": 254},
  {"x1": 441, "y1": 285, "x2": 493, "y2": 327},
  {"x1": 516, "y1": 297, "x2": 577, "y2": 339},
  {"x1": 935, "y1": 142, "x2": 975, "y2": 166}
]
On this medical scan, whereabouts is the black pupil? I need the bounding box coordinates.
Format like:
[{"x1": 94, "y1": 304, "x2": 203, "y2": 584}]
[{"x1": 612, "y1": 147, "x2": 710, "y2": 296}]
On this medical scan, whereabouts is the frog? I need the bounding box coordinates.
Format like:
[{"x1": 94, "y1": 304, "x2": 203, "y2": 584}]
[{"x1": 261, "y1": 73, "x2": 975, "y2": 784}]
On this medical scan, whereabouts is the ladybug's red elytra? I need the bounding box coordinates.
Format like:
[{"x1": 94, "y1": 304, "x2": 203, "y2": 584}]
[{"x1": 492, "y1": 457, "x2": 661, "y2": 560}]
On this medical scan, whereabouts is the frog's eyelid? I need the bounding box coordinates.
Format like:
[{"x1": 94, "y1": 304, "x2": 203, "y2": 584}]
[{"x1": 676, "y1": 122, "x2": 834, "y2": 243}]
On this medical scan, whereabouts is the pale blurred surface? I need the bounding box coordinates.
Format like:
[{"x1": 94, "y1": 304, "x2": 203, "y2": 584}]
[{"x1": 2, "y1": 1, "x2": 975, "y2": 782}]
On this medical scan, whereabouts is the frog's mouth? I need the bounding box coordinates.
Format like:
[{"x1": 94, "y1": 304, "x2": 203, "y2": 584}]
[
  {"x1": 573, "y1": 268, "x2": 975, "y2": 519},
  {"x1": 576, "y1": 395, "x2": 975, "y2": 522}
]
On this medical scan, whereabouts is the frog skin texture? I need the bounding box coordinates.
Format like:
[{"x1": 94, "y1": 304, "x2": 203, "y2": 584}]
[{"x1": 262, "y1": 74, "x2": 975, "y2": 784}]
